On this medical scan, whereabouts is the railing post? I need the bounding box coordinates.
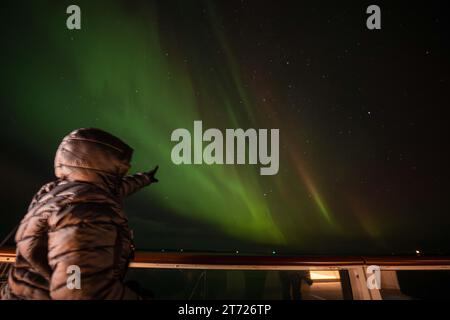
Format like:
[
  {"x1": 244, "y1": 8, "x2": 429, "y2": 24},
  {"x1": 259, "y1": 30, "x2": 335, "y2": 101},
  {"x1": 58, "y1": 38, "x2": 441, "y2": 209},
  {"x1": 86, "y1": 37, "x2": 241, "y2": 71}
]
[{"x1": 348, "y1": 266, "x2": 381, "y2": 300}]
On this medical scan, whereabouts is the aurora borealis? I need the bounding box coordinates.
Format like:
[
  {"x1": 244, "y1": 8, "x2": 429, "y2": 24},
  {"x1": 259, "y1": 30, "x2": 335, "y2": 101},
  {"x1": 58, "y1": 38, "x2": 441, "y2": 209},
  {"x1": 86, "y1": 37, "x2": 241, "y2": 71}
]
[{"x1": 1, "y1": 0, "x2": 449, "y2": 255}]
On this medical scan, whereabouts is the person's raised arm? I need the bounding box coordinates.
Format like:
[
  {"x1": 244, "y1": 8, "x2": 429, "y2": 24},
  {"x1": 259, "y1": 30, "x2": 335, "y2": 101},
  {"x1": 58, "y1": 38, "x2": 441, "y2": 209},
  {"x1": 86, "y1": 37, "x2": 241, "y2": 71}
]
[{"x1": 118, "y1": 166, "x2": 159, "y2": 198}]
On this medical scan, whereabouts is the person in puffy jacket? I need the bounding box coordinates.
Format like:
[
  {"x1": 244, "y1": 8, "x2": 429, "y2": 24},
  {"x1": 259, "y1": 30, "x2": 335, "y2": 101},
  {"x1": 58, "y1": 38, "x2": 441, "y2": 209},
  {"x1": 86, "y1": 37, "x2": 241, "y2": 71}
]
[{"x1": 0, "y1": 128, "x2": 158, "y2": 300}]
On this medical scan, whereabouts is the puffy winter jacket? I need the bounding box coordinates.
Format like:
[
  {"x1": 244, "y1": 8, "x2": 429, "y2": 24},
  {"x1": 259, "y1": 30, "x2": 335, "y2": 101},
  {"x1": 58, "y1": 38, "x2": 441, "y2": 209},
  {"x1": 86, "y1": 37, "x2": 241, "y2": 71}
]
[{"x1": 1, "y1": 128, "x2": 156, "y2": 299}]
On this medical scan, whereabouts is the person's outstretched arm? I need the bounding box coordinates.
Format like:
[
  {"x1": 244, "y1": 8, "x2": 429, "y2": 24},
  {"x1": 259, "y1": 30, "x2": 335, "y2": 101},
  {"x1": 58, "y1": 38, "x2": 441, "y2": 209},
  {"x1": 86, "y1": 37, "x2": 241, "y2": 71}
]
[
  {"x1": 118, "y1": 166, "x2": 159, "y2": 198},
  {"x1": 47, "y1": 205, "x2": 141, "y2": 300}
]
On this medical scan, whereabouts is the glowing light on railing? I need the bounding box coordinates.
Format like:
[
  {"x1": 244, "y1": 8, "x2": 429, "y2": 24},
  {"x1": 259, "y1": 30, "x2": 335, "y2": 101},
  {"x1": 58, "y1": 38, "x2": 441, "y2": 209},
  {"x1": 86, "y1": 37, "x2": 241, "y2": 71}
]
[{"x1": 310, "y1": 271, "x2": 340, "y2": 280}]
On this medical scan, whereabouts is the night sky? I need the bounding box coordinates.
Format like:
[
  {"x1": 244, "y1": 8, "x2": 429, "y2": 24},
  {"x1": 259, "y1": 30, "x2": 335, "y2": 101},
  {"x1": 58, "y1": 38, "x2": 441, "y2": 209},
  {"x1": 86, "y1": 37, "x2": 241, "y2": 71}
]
[{"x1": 1, "y1": 0, "x2": 449, "y2": 255}]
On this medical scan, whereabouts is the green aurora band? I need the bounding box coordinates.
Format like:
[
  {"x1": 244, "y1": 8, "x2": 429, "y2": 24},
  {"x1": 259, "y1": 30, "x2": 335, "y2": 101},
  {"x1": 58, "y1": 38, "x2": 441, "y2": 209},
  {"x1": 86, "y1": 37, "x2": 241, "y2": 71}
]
[{"x1": 2, "y1": 1, "x2": 389, "y2": 253}]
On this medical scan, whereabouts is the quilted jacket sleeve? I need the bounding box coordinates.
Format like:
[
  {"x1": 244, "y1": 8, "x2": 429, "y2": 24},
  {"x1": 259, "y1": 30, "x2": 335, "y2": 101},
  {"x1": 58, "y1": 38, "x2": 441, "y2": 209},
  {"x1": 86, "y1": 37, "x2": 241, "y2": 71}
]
[{"x1": 118, "y1": 172, "x2": 153, "y2": 198}]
